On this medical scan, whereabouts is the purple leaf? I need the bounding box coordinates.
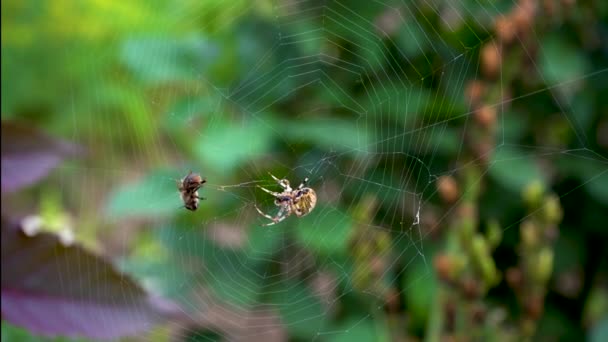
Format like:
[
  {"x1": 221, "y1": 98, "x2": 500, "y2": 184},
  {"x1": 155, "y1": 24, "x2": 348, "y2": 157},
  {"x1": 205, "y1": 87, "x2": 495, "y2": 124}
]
[
  {"x1": 1, "y1": 121, "x2": 81, "y2": 194},
  {"x1": 1, "y1": 218, "x2": 183, "y2": 339}
]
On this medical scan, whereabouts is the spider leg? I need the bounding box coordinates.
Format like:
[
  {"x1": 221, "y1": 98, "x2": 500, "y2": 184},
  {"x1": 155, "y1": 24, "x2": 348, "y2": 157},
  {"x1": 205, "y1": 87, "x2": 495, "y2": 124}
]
[
  {"x1": 260, "y1": 206, "x2": 290, "y2": 226},
  {"x1": 255, "y1": 204, "x2": 290, "y2": 226},
  {"x1": 254, "y1": 204, "x2": 282, "y2": 225},
  {"x1": 254, "y1": 205, "x2": 275, "y2": 219},
  {"x1": 257, "y1": 185, "x2": 282, "y2": 197},
  {"x1": 269, "y1": 173, "x2": 291, "y2": 190},
  {"x1": 297, "y1": 177, "x2": 309, "y2": 190},
  {"x1": 269, "y1": 173, "x2": 282, "y2": 183},
  {"x1": 261, "y1": 213, "x2": 289, "y2": 226}
]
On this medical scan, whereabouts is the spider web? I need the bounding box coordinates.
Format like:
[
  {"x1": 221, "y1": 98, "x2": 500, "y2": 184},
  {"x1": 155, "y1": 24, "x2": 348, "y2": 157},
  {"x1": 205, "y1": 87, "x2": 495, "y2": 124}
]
[{"x1": 25, "y1": 0, "x2": 608, "y2": 340}]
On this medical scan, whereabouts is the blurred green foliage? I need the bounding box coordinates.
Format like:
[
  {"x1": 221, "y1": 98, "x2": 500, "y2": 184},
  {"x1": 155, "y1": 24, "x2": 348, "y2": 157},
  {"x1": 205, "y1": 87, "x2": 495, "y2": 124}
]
[{"x1": 3, "y1": 0, "x2": 608, "y2": 341}]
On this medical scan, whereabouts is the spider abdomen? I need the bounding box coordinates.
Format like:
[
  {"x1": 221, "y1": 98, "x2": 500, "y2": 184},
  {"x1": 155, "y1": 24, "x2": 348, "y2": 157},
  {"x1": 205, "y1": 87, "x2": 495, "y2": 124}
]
[{"x1": 293, "y1": 188, "x2": 317, "y2": 217}]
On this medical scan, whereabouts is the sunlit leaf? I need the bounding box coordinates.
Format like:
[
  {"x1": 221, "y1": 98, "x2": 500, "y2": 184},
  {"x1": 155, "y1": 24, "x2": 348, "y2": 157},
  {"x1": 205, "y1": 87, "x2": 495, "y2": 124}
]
[
  {"x1": 295, "y1": 207, "x2": 353, "y2": 256},
  {"x1": 195, "y1": 120, "x2": 274, "y2": 173},
  {"x1": 279, "y1": 118, "x2": 372, "y2": 155},
  {"x1": 104, "y1": 169, "x2": 183, "y2": 220},
  {"x1": 121, "y1": 35, "x2": 218, "y2": 84}
]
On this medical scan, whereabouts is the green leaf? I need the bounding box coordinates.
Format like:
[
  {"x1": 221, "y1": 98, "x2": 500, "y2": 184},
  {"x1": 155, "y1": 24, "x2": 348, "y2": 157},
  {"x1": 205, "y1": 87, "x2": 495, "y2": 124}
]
[
  {"x1": 295, "y1": 207, "x2": 353, "y2": 257},
  {"x1": 329, "y1": 317, "x2": 378, "y2": 342},
  {"x1": 418, "y1": 126, "x2": 461, "y2": 156},
  {"x1": 279, "y1": 118, "x2": 372, "y2": 155},
  {"x1": 163, "y1": 95, "x2": 219, "y2": 131},
  {"x1": 121, "y1": 35, "x2": 218, "y2": 84},
  {"x1": 245, "y1": 224, "x2": 284, "y2": 259},
  {"x1": 556, "y1": 157, "x2": 608, "y2": 206},
  {"x1": 589, "y1": 317, "x2": 608, "y2": 342},
  {"x1": 206, "y1": 227, "x2": 284, "y2": 307},
  {"x1": 403, "y1": 260, "x2": 436, "y2": 328},
  {"x1": 364, "y1": 86, "x2": 433, "y2": 125},
  {"x1": 207, "y1": 259, "x2": 265, "y2": 307},
  {"x1": 195, "y1": 119, "x2": 274, "y2": 173},
  {"x1": 489, "y1": 147, "x2": 547, "y2": 192},
  {"x1": 156, "y1": 224, "x2": 280, "y2": 307},
  {"x1": 584, "y1": 168, "x2": 608, "y2": 206},
  {"x1": 539, "y1": 35, "x2": 589, "y2": 102},
  {"x1": 396, "y1": 20, "x2": 430, "y2": 59},
  {"x1": 1, "y1": 321, "x2": 87, "y2": 342},
  {"x1": 105, "y1": 169, "x2": 181, "y2": 220},
  {"x1": 501, "y1": 110, "x2": 529, "y2": 142},
  {"x1": 271, "y1": 282, "x2": 328, "y2": 339}
]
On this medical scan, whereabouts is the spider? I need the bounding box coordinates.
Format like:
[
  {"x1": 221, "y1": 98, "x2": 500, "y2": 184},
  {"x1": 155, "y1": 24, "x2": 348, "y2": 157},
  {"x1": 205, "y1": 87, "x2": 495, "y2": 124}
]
[
  {"x1": 178, "y1": 171, "x2": 207, "y2": 211},
  {"x1": 255, "y1": 174, "x2": 317, "y2": 226}
]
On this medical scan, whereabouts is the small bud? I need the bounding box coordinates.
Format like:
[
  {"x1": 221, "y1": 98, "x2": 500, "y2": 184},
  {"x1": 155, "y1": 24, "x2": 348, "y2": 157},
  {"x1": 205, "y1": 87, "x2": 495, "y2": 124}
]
[
  {"x1": 376, "y1": 231, "x2": 391, "y2": 251},
  {"x1": 481, "y1": 41, "x2": 502, "y2": 78},
  {"x1": 434, "y1": 253, "x2": 454, "y2": 282},
  {"x1": 525, "y1": 295, "x2": 544, "y2": 320},
  {"x1": 356, "y1": 243, "x2": 373, "y2": 259},
  {"x1": 536, "y1": 247, "x2": 554, "y2": 284},
  {"x1": 506, "y1": 267, "x2": 523, "y2": 289},
  {"x1": 474, "y1": 105, "x2": 497, "y2": 130},
  {"x1": 437, "y1": 175, "x2": 460, "y2": 203},
  {"x1": 512, "y1": 0, "x2": 536, "y2": 33},
  {"x1": 486, "y1": 219, "x2": 502, "y2": 250},
  {"x1": 458, "y1": 215, "x2": 476, "y2": 245},
  {"x1": 474, "y1": 139, "x2": 495, "y2": 165},
  {"x1": 370, "y1": 256, "x2": 387, "y2": 276},
  {"x1": 472, "y1": 234, "x2": 488, "y2": 261},
  {"x1": 520, "y1": 220, "x2": 538, "y2": 248},
  {"x1": 542, "y1": 194, "x2": 563, "y2": 224},
  {"x1": 452, "y1": 254, "x2": 467, "y2": 276},
  {"x1": 461, "y1": 277, "x2": 481, "y2": 299},
  {"x1": 352, "y1": 267, "x2": 368, "y2": 288},
  {"x1": 472, "y1": 234, "x2": 500, "y2": 285},
  {"x1": 465, "y1": 80, "x2": 486, "y2": 106},
  {"x1": 385, "y1": 287, "x2": 400, "y2": 313},
  {"x1": 542, "y1": 0, "x2": 556, "y2": 17},
  {"x1": 495, "y1": 16, "x2": 516, "y2": 43},
  {"x1": 523, "y1": 180, "x2": 545, "y2": 209},
  {"x1": 457, "y1": 203, "x2": 477, "y2": 218}
]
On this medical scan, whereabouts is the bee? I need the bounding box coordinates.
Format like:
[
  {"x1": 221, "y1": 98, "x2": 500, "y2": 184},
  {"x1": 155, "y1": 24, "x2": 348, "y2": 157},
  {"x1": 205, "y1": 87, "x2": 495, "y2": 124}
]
[
  {"x1": 178, "y1": 171, "x2": 207, "y2": 211},
  {"x1": 255, "y1": 173, "x2": 317, "y2": 226}
]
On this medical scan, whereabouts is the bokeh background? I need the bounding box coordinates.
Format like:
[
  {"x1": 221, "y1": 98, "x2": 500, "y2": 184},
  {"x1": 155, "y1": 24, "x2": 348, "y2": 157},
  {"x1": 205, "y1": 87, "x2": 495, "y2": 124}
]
[{"x1": 2, "y1": 0, "x2": 607, "y2": 341}]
